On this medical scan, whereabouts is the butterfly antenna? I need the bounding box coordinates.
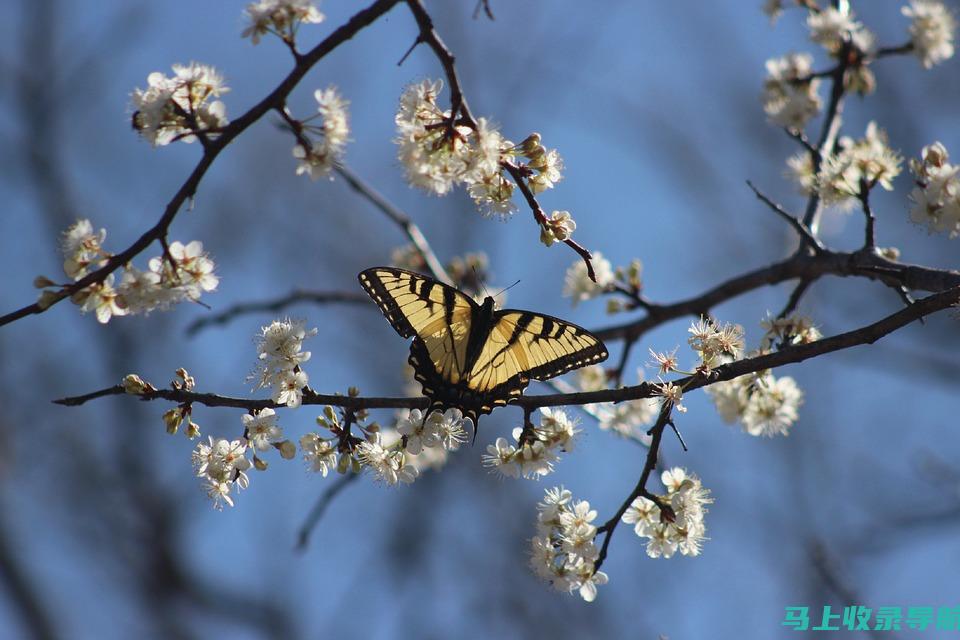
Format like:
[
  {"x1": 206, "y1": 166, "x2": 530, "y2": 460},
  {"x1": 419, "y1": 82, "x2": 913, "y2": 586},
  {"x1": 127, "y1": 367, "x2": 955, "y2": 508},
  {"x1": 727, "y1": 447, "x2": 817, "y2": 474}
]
[
  {"x1": 472, "y1": 265, "x2": 494, "y2": 300},
  {"x1": 493, "y1": 279, "x2": 521, "y2": 301}
]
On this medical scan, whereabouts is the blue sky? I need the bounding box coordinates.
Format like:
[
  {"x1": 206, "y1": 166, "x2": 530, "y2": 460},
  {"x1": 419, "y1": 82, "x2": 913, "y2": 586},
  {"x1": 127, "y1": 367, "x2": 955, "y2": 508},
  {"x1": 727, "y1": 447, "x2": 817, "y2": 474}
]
[{"x1": 1, "y1": 1, "x2": 959, "y2": 638}]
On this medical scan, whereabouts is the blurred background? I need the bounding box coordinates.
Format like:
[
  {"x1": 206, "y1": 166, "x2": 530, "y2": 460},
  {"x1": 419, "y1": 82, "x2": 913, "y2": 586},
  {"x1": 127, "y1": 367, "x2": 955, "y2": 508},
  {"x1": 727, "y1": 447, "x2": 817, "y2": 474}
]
[{"x1": 1, "y1": 1, "x2": 959, "y2": 638}]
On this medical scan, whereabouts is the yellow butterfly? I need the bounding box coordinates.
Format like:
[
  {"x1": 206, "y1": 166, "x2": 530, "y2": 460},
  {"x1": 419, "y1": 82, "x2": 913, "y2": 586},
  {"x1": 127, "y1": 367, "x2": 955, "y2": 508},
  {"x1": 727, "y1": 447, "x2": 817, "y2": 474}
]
[{"x1": 359, "y1": 267, "x2": 608, "y2": 429}]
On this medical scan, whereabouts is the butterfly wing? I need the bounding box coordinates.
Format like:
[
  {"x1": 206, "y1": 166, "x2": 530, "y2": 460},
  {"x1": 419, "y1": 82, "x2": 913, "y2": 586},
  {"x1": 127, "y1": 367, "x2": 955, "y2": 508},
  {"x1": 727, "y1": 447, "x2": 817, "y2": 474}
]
[
  {"x1": 466, "y1": 311, "x2": 609, "y2": 398},
  {"x1": 358, "y1": 267, "x2": 474, "y2": 384}
]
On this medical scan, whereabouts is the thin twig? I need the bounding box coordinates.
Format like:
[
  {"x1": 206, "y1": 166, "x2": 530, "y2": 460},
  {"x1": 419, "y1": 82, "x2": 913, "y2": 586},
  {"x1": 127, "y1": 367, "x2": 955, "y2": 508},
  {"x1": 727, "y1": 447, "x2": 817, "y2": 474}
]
[
  {"x1": 594, "y1": 402, "x2": 673, "y2": 570},
  {"x1": 472, "y1": 0, "x2": 495, "y2": 20},
  {"x1": 746, "y1": 180, "x2": 823, "y2": 253},
  {"x1": 778, "y1": 279, "x2": 812, "y2": 319},
  {"x1": 504, "y1": 161, "x2": 597, "y2": 282},
  {"x1": 186, "y1": 290, "x2": 369, "y2": 336},
  {"x1": 858, "y1": 177, "x2": 876, "y2": 249},
  {"x1": 803, "y1": 40, "x2": 850, "y2": 236},
  {"x1": 404, "y1": 0, "x2": 478, "y2": 127},
  {"x1": 334, "y1": 164, "x2": 453, "y2": 285},
  {"x1": 295, "y1": 474, "x2": 360, "y2": 551}
]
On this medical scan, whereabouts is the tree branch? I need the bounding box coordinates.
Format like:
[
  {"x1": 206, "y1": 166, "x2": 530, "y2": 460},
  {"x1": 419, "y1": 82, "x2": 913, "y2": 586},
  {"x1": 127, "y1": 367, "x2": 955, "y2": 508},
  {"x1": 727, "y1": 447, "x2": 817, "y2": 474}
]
[
  {"x1": 185, "y1": 290, "x2": 369, "y2": 336},
  {"x1": 334, "y1": 164, "x2": 453, "y2": 285},
  {"x1": 55, "y1": 286, "x2": 960, "y2": 411},
  {"x1": 746, "y1": 180, "x2": 824, "y2": 253},
  {"x1": 592, "y1": 249, "x2": 960, "y2": 343},
  {"x1": 0, "y1": 0, "x2": 403, "y2": 328},
  {"x1": 594, "y1": 402, "x2": 673, "y2": 570}
]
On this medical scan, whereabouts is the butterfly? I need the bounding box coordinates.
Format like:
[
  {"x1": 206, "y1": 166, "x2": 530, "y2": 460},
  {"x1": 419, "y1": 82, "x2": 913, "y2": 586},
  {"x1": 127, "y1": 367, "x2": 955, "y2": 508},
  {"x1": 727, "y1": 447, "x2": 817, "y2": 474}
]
[{"x1": 358, "y1": 267, "x2": 609, "y2": 433}]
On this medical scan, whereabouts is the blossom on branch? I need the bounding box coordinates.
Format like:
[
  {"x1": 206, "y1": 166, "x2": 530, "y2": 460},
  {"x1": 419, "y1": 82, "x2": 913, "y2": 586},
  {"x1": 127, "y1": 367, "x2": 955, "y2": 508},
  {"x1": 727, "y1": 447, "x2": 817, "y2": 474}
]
[
  {"x1": 903, "y1": 0, "x2": 956, "y2": 69},
  {"x1": 529, "y1": 486, "x2": 607, "y2": 602},
  {"x1": 243, "y1": 0, "x2": 324, "y2": 45},
  {"x1": 250, "y1": 318, "x2": 316, "y2": 407},
  {"x1": 539, "y1": 210, "x2": 577, "y2": 247},
  {"x1": 707, "y1": 368, "x2": 803, "y2": 437},
  {"x1": 761, "y1": 52, "x2": 822, "y2": 131},
  {"x1": 192, "y1": 436, "x2": 253, "y2": 509},
  {"x1": 817, "y1": 121, "x2": 902, "y2": 208},
  {"x1": 562, "y1": 253, "x2": 613, "y2": 305},
  {"x1": 131, "y1": 63, "x2": 229, "y2": 146},
  {"x1": 482, "y1": 408, "x2": 578, "y2": 479},
  {"x1": 621, "y1": 467, "x2": 712, "y2": 558},
  {"x1": 293, "y1": 86, "x2": 350, "y2": 179},
  {"x1": 909, "y1": 141, "x2": 960, "y2": 237},
  {"x1": 807, "y1": 6, "x2": 875, "y2": 56}
]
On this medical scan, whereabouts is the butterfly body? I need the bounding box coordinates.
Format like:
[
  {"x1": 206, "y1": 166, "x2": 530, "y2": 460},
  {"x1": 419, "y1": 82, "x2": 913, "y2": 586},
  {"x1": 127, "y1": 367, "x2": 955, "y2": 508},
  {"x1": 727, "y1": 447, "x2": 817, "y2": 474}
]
[{"x1": 359, "y1": 267, "x2": 608, "y2": 428}]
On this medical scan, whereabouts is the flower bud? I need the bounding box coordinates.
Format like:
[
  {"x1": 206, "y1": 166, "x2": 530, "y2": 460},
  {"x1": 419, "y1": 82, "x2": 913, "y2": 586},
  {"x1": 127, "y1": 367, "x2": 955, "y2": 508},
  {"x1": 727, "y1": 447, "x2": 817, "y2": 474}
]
[
  {"x1": 277, "y1": 440, "x2": 297, "y2": 459},
  {"x1": 33, "y1": 275, "x2": 56, "y2": 289},
  {"x1": 37, "y1": 290, "x2": 61, "y2": 310},
  {"x1": 163, "y1": 408, "x2": 183, "y2": 434}
]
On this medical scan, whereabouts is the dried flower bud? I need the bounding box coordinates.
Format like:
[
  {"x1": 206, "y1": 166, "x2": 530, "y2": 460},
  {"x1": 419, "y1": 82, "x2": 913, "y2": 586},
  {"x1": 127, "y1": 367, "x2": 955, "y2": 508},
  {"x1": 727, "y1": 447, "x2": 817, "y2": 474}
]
[{"x1": 277, "y1": 440, "x2": 297, "y2": 460}]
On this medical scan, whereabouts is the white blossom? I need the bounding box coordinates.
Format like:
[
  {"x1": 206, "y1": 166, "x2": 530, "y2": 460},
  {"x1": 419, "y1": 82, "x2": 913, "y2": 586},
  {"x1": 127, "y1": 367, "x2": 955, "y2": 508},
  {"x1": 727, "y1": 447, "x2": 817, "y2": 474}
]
[
  {"x1": 61, "y1": 219, "x2": 106, "y2": 280},
  {"x1": 761, "y1": 53, "x2": 821, "y2": 131},
  {"x1": 250, "y1": 319, "x2": 316, "y2": 405},
  {"x1": 242, "y1": 408, "x2": 283, "y2": 451},
  {"x1": 908, "y1": 141, "x2": 960, "y2": 237},
  {"x1": 807, "y1": 7, "x2": 871, "y2": 54},
  {"x1": 131, "y1": 63, "x2": 229, "y2": 146},
  {"x1": 299, "y1": 432, "x2": 338, "y2": 476},
  {"x1": 817, "y1": 121, "x2": 902, "y2": 208},
  {"x1": 707, "y1": 369, "x2": 803, "y2": 436},
  {"x1": 192, "y1": 436, "x2": 252, "y2": 509},
  {"x1": 903, "y1": 0, "x2": 956, "y2": 68},
  {"x1": 620, "y1": 468, "x2": 712, "y2": 559},
  {"x1": 540, "y1": 210, "x2": 577, "y2": 247},
  {"x1": 242, "y1": 0, "x2": 324, "y2": 45},
  {"x1": 293, "y1": 86, "x2": 350, "y2": 180},
  {"x1": 562, "y1": 253, "x2": 613, "y2": 306},
  {"x1": 529, "y1": 487, "x2": 607, "y2": 602},
  {"x1": 357, "y1": 434, "x2": 419, "y2": 485},
  {"x1": 78, "y1": 275, "x2": 126, "y2": 324}
]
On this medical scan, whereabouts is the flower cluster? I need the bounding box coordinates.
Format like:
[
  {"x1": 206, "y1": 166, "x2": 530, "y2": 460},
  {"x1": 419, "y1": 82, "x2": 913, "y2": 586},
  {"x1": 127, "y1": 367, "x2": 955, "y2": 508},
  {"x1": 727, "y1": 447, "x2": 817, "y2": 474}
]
[
  {"x1": 687, "y1": 316, "x2": 745, "y2": 372},
  {"x1": 192, "y1": 436, "x2": 253, "y2": 509},
  {"x1": 397, "y1": 408, "x2": 470, "y2": 454},
  {"x1": 482, "y1": 408, "x2": 578, "y2": 479},
  {"x1": 539, "y1": 210, "x2": 577, "y2": 247},
  {"x1": 529, "y1": 487, "x2": 607, "y2": 602},
  {"x1": 293, "y1": 86, "x2": 350, "y2": 180},
  {"x1": 562, "y1": 253, "x2": 614, "y2": 306},
  {"x1": 761, "y1": 52, "x2": 822, "y2": 130},
  {"x1": 131, "y1": 63, "x2": 228, "y2": 146},
  {"x1": 395, "y1": 80, "x2": 507, "y2": 201},
  {"x1": 394, "y1": 80, "x2": 566, "y2": 219},
  {"x1": 902, "y1": 0, "x2": 956, "y2": 69},
  {"x1": 909, "y1": 141, "x2": 960, "y2": 237},
  {"x1": 45, "y1": 220, "x2": 219, "y2": 323},
  {"x1": 242, "y1": 0, "x2": 324, "y2": 45},
  {"x1": 817, "y1": 121, "x2": 902, "y2": 208},
  {"x1": 251, "y1": 319, "x2": 317, "y2": 408},
  {"x1": 621, "y1": 468, "x2": 712, "y2": 559},
  {"x1": 807, "y1": 6, "x2": 875, "y2": 56},
  {"x1": 356, "y1": 432, "x2": 420, "y2": 485},
  {"x1": 707, "y1": 368, "x2": 803, "y2": 437},
  {"x1": 299, "y1": 406, "x2": 470, "y2": 484},
  {"x1": 242, "y1": 408, "x2": 288, "y2": 453},
  {"x1": 760, "y1": 312, "x2": 822, "y2": 350}
]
